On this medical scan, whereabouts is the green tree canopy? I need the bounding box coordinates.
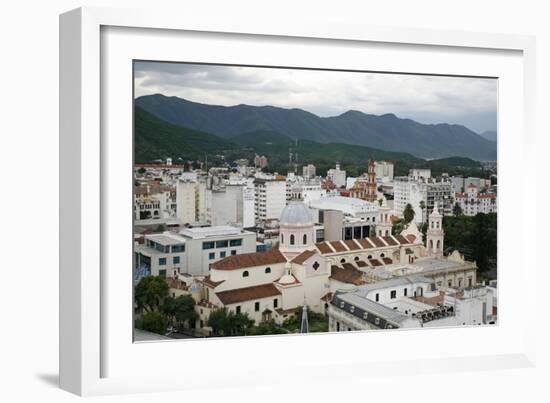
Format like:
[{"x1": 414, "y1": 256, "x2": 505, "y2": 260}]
[
  {"x1": 207, "y1": 308, "x2": 254, "y2": 337},
  {"x1": 453, "y1": 202, "x2": 463, "y2": 217},
  {"x1": 163, "y1": 295, "x2": 198, "y2": 330},
  {"x1": 403, "y1": 203, "x2": 415, "y2": 224},
  {"x1": 134, "y1": 276, "x2": 169, "y2": 313},
  {"x1": 135, "y1": 311, "x2": 168, "y2": 335}
]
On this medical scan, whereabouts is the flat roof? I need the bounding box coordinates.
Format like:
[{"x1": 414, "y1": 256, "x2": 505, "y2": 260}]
[
  {"x1": 179, "y1": 225, "x2": 250, "y2": 239},
  {"x1": 410, "y1": 258, "x2": 468, "y2": 274},
  {"x1": 354, "y1": 275, "x2": 434, "y2": 296},
  {"x1": 144, "y1": 233, "x2": 185, "y2": 245},
  {"x1": 333, "y1": 292, "x2": 411, "y2": 326}
]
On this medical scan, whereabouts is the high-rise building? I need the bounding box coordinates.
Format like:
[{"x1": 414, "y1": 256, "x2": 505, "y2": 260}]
[
  {"x1": 254, "y1": 178, "x2": 287, "y2": 222},
  {"x1": 327, "y1": 163, "x2": 346, "y2": 188},
  {"x1": 302, "y1": 164, "x2": 316, "y2": 179}
]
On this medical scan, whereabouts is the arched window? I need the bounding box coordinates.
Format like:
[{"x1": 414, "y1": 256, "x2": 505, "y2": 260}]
[
  {"x1": 368, "y1": 255, "x2": 372, "y2": 259},
  {"x1": 380, "y1": 253, "x2": 385, "y2": 258},
  {"x1": 242, "y1": 270, "x2": 249, "y2": 277},
  {"x1": 281, "y1": 233, "x2": 284, "y2": 244},
  {"x1": 354, "y1": 256, "x2": 359, "y2": 261},
  {"x1": 429, "y1": 240, "x2": 433, "y2": 251},
  {"x1": 385, "y1": 230, "x2": 389, "y2": 236},
  {"x1": 436, "y1": 240, "x2": 441, "y2": 250},
  {"x1": 340, "y1": 258, "x2": 346, "y2": 263},
  {"x1": 265, "y1": 267, "x2": 271, "y2": 274},
  {"x1": 290, "y1": 234, "x2": 295, "y2": 245},
  {"x1": 303, "y1": 234, "x2": 307, "y2": 245}
]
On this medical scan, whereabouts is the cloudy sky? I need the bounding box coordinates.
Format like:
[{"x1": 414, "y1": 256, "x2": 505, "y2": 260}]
[{"x1": 134, "y1": 61, "x2": 497, "y2": 134}]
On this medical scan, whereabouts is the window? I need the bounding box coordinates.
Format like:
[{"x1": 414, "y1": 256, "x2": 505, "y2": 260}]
[
  {"x1": 254, "y1": 302, "x2": 260, "y2": 312},
  {"x1": 273, "y1": 298, "x2": 278, "y2": 308},
  {"x1": 404, "y1": 288, "x2": 408, "y2": 297},
  {"x1": 367, "y1": 255, "x2": 373, "y2": 259},
  {"x1": 354, "y1": 256, "x2": 359, "y2": 261},
  {"x1": 231, "y1": 250, "x2": 237, "y2": 256},
  {"x1": 303, "y1": 234, "x2": 307, "y2": 244},
  {"x1": 236, "y1": 306, "x2": 241, "y2": 314},
  {"x1": 281, "y1": 233, "x2": 284, "y2": 244},
  {"x1": 216, "y1": 240, "x2": 229, "y2": 248},
  {"x1": 208, "y1": 252, "x2": 215, "y2": 260},
  {"x1": 265, "y1": 267, "x2": 271, "y2": 274},
  {"x1": 390, "y1": 290, "x2": 397, "y2": 299},
  {"x1": 173, "y1": 256, "x2": 180, "y2": 264},
  {"x1": 159, "y1": 269, "x2": 166, "y2": 277},
  {"x1": 468, "y1": 277, "x2": 473, "y2": 287},
  {"x1": 340, "y1": 258, "x2": 346, "y2": 263},
  {"x1": 242, "y1": 270, "x2": 249, "y2": 277},
  {"x1": 336, "y1": 322, "x2": 340, "y2": 331},
  {"x1": 353, "y1": 226, "x2": 361, "y2": 239},
  {"x1": 375, "y1": 293, "x2": 379, "y2": 302},
  {"x1": 220, "y1": 251, "x2": 226, "y2": 258},
  {"x1": 202, "y1": 241, "x2": 215, "y2": 250},
  {"x1": 230, "y1": 239, "x2": 243, "y2": 247},
  {"x1": 380, "y1": 253, "x2": 385, "y2": 258},
  {"x1": 172, "y1": 244, "x2": 185, "y2": 253},
  {"x1": 448, "y1": 280, "x2": 452, "y2": 287},
  {"x1": 159, "y1": 257, "x2": 167, "y2": 265},
  {"x1": 290, "y1": 234, "x2": 295, "y2": 245}
]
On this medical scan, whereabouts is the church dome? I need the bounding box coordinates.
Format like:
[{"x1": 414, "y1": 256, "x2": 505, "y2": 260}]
[{"x1": 279, "y1": 201, "x2": 313, "y2": 226}]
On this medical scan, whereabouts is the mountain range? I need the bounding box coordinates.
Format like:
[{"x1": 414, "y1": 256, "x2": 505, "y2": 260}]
[{"x1": 135, "y1": 94, "x2": 497, "y2": 161}]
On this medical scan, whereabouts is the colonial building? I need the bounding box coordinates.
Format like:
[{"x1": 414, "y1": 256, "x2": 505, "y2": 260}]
[{"x1": 192, "y1": 200, "x2": 478, "y2": 335}]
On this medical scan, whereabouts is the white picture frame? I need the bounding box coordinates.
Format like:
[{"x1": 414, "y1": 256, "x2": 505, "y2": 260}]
[{"x1": 60, "y1": 6, "x2": 537, "y2": 396}]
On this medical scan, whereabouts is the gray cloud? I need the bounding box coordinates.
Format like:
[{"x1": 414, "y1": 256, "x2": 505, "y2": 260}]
[{"x1": 134, "y1": 61, "x2": 497, "y2": 133}]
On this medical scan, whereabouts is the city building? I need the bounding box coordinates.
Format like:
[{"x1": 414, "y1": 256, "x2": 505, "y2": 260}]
[
  {"x1": 327, "y1": 163, "x2": 347, "y2": 188},
  {"x1": 254, "y1": 154, "x2": 268, "y2": 169},
  {"x1": 302, "y1": 164, "x2": 316, "y2": 179},
  {"x1": 394, "y1": 176, "x2": 452, "y2": 223},
  {"x1": 374, "y1": 161, "x2": 394, "y2": 183},
  {"x1": 134, "y1": 225, "x2": 257, "y2": 279},
  {"x1": 454, "y1": 184, "x2": 497, "y2": 216},
  {"x1": 176, "y1": 176, "x2": 210, "y2": 225},
  {"x1": 254, "y1": 178, "x2": 287, "y2": 222}
]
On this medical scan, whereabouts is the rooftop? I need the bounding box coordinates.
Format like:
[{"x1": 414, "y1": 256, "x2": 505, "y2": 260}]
[
  {"x1": 216, "y1": 283, "x2": 281, "y2": 305},
  {"x1": 144, "y1": 232, "x2": 185, "y2": 246},
  {"x1": 179, "y1": 225, "x2": 249, "y2": 239},
  {"x1": 210, "y1": 249, "x2": 288, "y2": 270}
]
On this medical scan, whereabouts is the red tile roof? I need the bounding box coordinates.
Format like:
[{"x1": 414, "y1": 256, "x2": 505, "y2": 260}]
[
  {"x1": 382, "y1": 236, "x2": 398, "y2": 246},
  {"x1": 356, "y1": 238, "x2": 374, "y2": 249},
  {"x1": 369, "y1": 259, "x2": 383, "y2": 266},
  {"x1": 215, "y1": 283, "x2": 281, "y2": 305},
  {"x1": 201, "y1": 276, "x2": 225, "y2": 288},
  {"x1": 370, "y1": 237, "x2": 387, "y2": 247},
  {"x1": 356, "y1": 260, "x2": 368, "y2": 267},
  {"x1": 330, "y1": 265, "x2": 365, "y2": 285},
  {"x1": 343, "y1": 239, "x2": 361, "y2": 250},
  {"x1": 382, "y1": 257, "x2": 393, "y2": 265},
  {"x1": 315, "y1": 242, "x2": 334, "y2": 254},
  {"x1": 329, "y1": 241, "x2": 347, "y2": 252},
  {"x1": 405, "y1": 234, "x2": 417, "y2": 243},
  {"x1": 291, "y1": 250, "x2": 317, "y2": 264},
  {"x1": 210, "y1": 249, "x2": 287, "y2": 270},
  {"x1": 393, "y1": 234, "x2": 410, "y2": 245}
]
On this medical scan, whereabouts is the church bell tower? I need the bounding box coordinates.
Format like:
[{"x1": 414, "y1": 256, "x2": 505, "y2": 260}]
[{"x1": 427, "y1": 201, "x2": 444, "y2": 258}]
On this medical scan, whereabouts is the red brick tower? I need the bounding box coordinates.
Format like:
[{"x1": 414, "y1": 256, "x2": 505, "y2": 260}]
[{"x1": 366, "y1": 160, "x2": 377, "y2": 202}]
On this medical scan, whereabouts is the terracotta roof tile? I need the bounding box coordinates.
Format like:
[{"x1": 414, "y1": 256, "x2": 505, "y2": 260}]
[
  {"x1": 382, "y1": 257, "x2": 393, "y2": 265},
  {"x1": 393, "y1": 234, "x2": 410, "y2": 245},
  {"x1": 382, "y1": 236, "x2": 398, "y2": 246},
  {"x1": 215, "y1": 283, "x2": 281, "y2": 305},
  {"x1": 369, "y1": 259, "x2": 383, "y2": 266},
  {"x1": 370, "y1": 237, "x2": 386, "y2": 247},
  {"x1": 329, "y1": 241, "x2": 347, "y2": 252},
  {"x1": 291, "y1": 250, "x2": 317, "y2": 264},
  {"x1": 405, "y1": 234, "x2": 417, "y2": 243},
  {"x1": 356, "y1": 238, "x2": 374, "y2": 249},
  {"x1": 330, "y1": 265, "x2": 365, "y2": 285},
  {"x1": 343, "y1": 239, "x2": 361, "y2": 251},
  {"x1": 316, "y1": 242, "x2": 334, "y2": 254},
  {"x1": 356, "y1": 260, "x2": 368, "y2": 267},
  {"x1": 210, "y1": 249, "x2": 287, "y2": 270},
  {"x1": 201, "y1": 276, "x2": 225, "y2": 288}
]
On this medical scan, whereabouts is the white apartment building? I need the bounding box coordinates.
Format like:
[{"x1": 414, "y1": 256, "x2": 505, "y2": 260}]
[
  {"x1": 210, "y1": 184, "x2": 255, "y2": 228},
  {"x1": 409, "y1": 168, "x2": 431, "y2": 180},
  {"x1": 374, "y1": 161, "x2": 394, "y2": 183},
  {"x1": 176, "y1": 176, "x2": 210, "y2": 225},
  {"x1": 302, "y1": 164, "x2": 316, "y2": 179},
  {"x1": 454, "y1": 184, "x2": 497, "y2": 216},
  {"x1": 135, "y1": 226, "x2": 257, "y2": 279},
  {"x1": 287, "y1": 179, "x2": 325, "y2": 204},
  {"x1": 394, "y1": 176, "x2": 452, "y2": 223},
  {"x1": 254, "y1": 178, "x2": 287, "y2": 222},
  {"x1": 327, "y1": 163, "x2": 347, "y2": 188}
]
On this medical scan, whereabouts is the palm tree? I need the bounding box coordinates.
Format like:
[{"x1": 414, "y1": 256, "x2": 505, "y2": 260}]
[{"x1": 403, "y1": 203, "x2": 415, "y2": 224}]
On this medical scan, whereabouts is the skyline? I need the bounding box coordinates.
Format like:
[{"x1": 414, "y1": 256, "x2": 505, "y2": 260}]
[{"x1": 135, "y1": 61, "x2": 498, "y2": 134}]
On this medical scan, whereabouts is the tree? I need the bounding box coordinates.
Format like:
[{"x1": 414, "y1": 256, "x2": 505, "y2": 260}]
[
  {"x1": 419, "y1": 200, "x2": 426, "y2": 223},
  {"x1": 452, "y1": 202, "x2": 463, "y2": 217},
  {"x1": 137, "y1": 167, "x2": 146, "y2": 174},
  {"x1": 163, "y1": 295, "x2": 199, "y2": 330},
  {"x1": 403, "y1": 203, "x2": 415, "y2": 224},
  {"x1": 207, "y1": 308, "x2": 254, "y2": 337},
  {"x1": 135, "y1": 311, "x2": 168, "y2": 335},
  {"x1": 392, "y1": 218, "x2": 405, "y2": 235},
  {"x1": 378, "y1": 198, "x2": 383, "y2": 207},
  {"x1": 134, "y1": 276, "x2": 169, "y2": 313}
]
